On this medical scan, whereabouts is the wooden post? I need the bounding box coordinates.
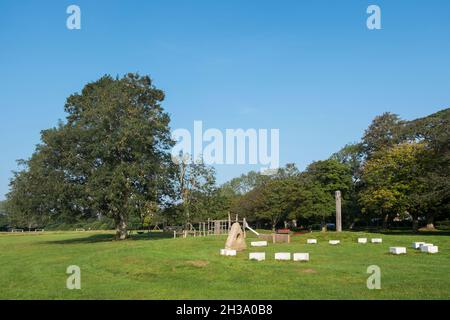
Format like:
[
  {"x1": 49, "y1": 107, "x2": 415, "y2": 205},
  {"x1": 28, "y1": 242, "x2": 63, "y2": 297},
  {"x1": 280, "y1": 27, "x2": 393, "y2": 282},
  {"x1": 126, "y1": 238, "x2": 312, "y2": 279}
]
[
  {"x1": 243, "y1": 218, "x2": 247, "y2": 238},
  {"x1": 228, "y1": 213, "x2": 231, "y2": 231},
  {"x1": 336, "y1": 190, "x2": 342, "y2": 232}
]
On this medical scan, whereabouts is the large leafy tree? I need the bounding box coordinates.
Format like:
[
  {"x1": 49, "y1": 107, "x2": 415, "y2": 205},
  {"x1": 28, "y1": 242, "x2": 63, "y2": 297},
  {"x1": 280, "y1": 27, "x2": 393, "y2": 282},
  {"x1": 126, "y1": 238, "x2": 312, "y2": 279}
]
[
  {"x1": 7, "y1": 74, "x2": 174, "y2": 239},
  {"x1": 232, "y1": 177, "x2": 301, "y2": 231},
  {"x1": 229, "y1": 164, "x2": 301, "y2": 229},
  {"x1": 297, "y1": 180, "x2": 334, "y2": 230},
  {"x1": 362, "y1": 112, "x2": 404, "y2": 159},
  {"x1": 300, "y1": 159, "x2": 353, "y2": 230},
  {"x1": 403, "y1": 108, "x2": 450, "y2": 228},
  {"x1": 221, "y1": 170, "x2": 270, "y2": 195},
  {"x1": 359, "y1": 142, "x2": 430, "y2": 231}
]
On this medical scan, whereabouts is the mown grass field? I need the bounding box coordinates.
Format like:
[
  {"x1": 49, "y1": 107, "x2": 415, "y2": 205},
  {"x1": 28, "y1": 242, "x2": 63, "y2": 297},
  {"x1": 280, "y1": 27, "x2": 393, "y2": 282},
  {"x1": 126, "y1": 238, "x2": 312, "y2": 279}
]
[{"x1": 0, "y1": 230, "x2": 449, "y2": 299}]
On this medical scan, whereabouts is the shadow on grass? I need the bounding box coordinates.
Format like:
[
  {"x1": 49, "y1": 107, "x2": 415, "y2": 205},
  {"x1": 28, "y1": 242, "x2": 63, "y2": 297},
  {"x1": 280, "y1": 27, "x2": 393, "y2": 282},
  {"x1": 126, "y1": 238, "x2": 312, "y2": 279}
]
[{"x1": 43, "y1": 231, "x2": 174, "y2": 245}]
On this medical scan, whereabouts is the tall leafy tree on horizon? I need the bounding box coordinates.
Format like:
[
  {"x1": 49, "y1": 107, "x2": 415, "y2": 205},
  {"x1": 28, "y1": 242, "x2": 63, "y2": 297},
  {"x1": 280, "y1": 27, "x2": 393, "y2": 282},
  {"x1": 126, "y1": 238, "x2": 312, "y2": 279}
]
[{"x1": 7, "y1": 74, "x2": 175, "y2": 239}]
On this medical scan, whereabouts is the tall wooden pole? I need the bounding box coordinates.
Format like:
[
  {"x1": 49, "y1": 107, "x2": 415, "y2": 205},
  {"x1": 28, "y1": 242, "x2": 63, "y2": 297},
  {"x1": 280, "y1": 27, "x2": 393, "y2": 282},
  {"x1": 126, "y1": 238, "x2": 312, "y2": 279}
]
[{"x1": 335, "y1": 190, "x2": 342, "y2": 232}]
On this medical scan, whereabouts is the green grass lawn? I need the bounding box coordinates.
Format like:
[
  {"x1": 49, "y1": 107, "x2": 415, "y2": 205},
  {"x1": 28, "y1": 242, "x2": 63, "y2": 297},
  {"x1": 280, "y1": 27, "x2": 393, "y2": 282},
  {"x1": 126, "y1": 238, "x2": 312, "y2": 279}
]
[{"x1": 0, "y1": 230, "x2": 449, "y2": 299}]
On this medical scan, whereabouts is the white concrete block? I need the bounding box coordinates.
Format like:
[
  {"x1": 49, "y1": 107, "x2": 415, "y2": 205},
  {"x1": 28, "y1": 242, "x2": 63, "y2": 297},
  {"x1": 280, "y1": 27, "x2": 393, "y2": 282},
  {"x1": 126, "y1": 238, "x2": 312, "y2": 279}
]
[
  {"x1": 220, "y1": 249, "x2": 237, "y2": 256},
  {"x1": 420, "y1": 243, "x2": 433, "y2": 248},
  {"x1": 329, "y1": 240, "x2": 340, "y2": 245},
  {"x1": 358, "y1": 238, "x2": 367, "y2": 244},
  {"x1": 249, "y1": 252, "x2": 266, "y2": 261},
  {"x1": 421, "y1": 245, "x2": 438, "y2": 253},
  {"x1": 251, "y1": 241, "x2": 268, "y2": 247},
  {"x1": 293, "y1": 253, "x2": 309, "y2": 262},
  {"x1": 275, "y1": 252, "x2": 291, "y2": 261},
  {"x1": 371, "y1": 238, "x2": 382, "y2": 243},
  {"x1": 390, "y1": 247, "x2": 406, "y2": 255},
  {"x1": 307, "y1": 239, "x2": 317, "y2": 244},
  {"x1": 412, "y1": 242, "x2": 426, "y2": 249}
]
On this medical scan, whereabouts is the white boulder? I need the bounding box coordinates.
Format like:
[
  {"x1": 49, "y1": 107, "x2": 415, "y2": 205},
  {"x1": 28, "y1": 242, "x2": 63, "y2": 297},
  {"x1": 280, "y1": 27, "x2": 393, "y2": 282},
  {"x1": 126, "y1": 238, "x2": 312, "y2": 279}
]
[
  {"x1": 249, "y1": 252, "x2": 266, "y2": 261},
  {"x1": 389, "y1": 247, "x2": 407, "y2": 255},
  {"x1": 220, "y1": 249, "x2": 237, "y2": 256},
  {"x1": 275, "y1": 252, "x2": 291, "y2": 261},
  {"x1": 421, "y1": 245, "x2": 438, "y2": 254},
  {"x1": 251, "y1": 241, "x2": 268, "y2": 247},
  {"x1": 293, "y1": 253, "x2": 309, "y2": 262},
  {"x1": 412, "y1": 242, "x2": 426, "y2": 249}
]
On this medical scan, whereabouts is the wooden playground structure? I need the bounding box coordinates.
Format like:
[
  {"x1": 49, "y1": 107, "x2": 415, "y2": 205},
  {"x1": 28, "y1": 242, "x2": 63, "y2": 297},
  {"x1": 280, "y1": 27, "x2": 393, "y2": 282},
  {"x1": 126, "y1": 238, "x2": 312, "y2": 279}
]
[{"x1": 172, "y1": 214, "x2": 260, "y2": 239}]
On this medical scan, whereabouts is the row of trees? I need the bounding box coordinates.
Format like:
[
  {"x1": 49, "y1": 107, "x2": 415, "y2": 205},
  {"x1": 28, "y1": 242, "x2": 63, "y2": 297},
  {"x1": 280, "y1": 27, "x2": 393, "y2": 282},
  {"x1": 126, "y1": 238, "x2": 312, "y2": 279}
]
[
  {"x1": 3, "y1": 73, "x2": 449, "y2": 237},
  {"x1": 214, "y1": 109, "x2": 449, "y2": 232}
]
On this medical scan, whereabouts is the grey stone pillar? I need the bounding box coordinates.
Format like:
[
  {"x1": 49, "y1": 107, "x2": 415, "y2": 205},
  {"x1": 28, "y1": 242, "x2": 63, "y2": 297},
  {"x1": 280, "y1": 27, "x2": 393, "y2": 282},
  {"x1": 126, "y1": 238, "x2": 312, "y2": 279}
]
[{"x1": 335, "y1": 190, "x2": 342, "y2": 232}]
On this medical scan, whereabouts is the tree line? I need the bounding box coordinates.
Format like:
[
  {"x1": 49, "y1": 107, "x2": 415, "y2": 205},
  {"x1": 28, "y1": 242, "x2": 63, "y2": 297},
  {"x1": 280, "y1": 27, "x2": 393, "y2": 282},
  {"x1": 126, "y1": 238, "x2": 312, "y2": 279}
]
[
  {"x1": 219, "y1": 109, "x2": 449, "y2": 232},
  {"x1": 2, "y1": 74, "x2": 449, "y2": 237}
]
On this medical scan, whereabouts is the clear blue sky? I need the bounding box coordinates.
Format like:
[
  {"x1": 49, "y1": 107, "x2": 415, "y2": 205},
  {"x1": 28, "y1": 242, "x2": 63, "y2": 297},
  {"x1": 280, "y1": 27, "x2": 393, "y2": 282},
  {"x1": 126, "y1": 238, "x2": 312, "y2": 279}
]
[{"x1": 1, "y1": 0, "x2": 449, "y2": 199}]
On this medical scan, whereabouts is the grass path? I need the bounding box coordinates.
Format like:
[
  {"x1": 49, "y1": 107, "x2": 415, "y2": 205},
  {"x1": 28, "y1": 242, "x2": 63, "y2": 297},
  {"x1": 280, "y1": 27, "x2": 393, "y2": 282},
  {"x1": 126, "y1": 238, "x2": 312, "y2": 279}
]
[{"x1": 0, "y1": 230, "x2": 449, "y2": 299}]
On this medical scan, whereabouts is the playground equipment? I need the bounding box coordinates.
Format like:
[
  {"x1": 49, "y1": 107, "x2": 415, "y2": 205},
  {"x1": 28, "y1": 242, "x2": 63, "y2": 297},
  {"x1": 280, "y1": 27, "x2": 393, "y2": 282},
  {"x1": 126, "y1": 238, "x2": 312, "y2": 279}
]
[{"x1": 172, "y1": 214, "x2": 260, "y2": 239}]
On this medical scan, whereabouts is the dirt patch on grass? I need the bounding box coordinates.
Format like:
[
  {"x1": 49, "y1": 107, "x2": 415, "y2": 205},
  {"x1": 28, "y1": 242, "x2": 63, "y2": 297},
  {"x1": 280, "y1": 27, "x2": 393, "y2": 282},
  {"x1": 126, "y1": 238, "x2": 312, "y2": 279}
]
[
  {"x1": 186, "y1": 260, "x2": 210, "y2": 268},
  {"x1": 299, "y1": 268, "x2": 317, "y2": 274}
]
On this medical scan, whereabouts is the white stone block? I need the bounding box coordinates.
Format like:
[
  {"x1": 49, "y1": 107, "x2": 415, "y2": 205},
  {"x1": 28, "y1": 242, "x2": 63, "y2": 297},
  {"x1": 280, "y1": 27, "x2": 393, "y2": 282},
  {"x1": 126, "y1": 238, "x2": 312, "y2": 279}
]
[
  {"x1": 421, "y1": 245, "x2": 438, "y2": 254},
  {"x1": 329, "y1": 240, "x2": 340, "y2": 245},
  {"x1": 249, "y1": 252, "x2": 265, "y2": 261},
  {"x1": 412, "y1": 242, "x2": 426, "y2": 249},
  {"x1": 358, "y1": 238, "x2": 367, "y2": 244},
  {"x1": 307, "y1": 239, "x2": 317, "y2": 244},
  {"x1": 420, "y1": 243, "x2": 433, "y2": 248},
  {"x1": 220, "y1": 249, "x2": 237, "y2": 256},
  {"x1": 371, "y1": 238, "x2": 382, "y2": 243},
  {"x1": 293, "y1": 253, "x2": 309, "y2": 262},
  {"x1": 275, "y1": 252, "x2": 291, "y2": 261},
  {"x1": 390, "y1": 247, "x2": 406, "y2": 255},
  {"x1": 251, "y1": 241, "x2": 268, "y2": 247}
]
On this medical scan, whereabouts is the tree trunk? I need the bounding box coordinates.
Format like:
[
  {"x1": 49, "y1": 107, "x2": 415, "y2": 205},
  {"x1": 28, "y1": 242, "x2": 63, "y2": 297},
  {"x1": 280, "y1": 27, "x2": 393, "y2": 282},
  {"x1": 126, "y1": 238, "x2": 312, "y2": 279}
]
[
  {"x1": 115, "y1": 214, "x2": 128, "y2": 240},
  {"x1": 321, "y1": 221, "x2": 327, "y2": 232},
  {"x1": 382, "y1": 213, "x2": 389, "y2": 229},
  {"x1": 412, "y1": 218, "x2": 419, "y2": 233}
]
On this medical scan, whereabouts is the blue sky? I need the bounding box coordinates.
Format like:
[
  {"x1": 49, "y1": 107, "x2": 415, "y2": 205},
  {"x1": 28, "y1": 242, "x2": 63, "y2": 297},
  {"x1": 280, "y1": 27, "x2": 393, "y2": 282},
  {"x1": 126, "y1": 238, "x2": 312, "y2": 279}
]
[{"x1": 1, "y1": 0, "x2": 449, "y2": 199}]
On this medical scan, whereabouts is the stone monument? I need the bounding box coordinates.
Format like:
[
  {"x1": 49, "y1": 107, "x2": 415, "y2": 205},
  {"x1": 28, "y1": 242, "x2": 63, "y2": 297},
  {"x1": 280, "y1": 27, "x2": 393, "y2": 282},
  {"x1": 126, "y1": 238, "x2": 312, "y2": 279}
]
[
  {"x1": 335, "y1": 190, "x2": 342, "y2": 232},
  {"x1": 225, "y1": 222, "x2": 247, "y2": 251}
]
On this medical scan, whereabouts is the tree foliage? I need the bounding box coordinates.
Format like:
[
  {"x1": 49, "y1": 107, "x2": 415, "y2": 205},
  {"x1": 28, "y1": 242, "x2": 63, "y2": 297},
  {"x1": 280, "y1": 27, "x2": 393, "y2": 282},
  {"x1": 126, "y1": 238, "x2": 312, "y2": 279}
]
[{"x1": 7, "y1": 74, "x2": 175, "y2": 239}]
